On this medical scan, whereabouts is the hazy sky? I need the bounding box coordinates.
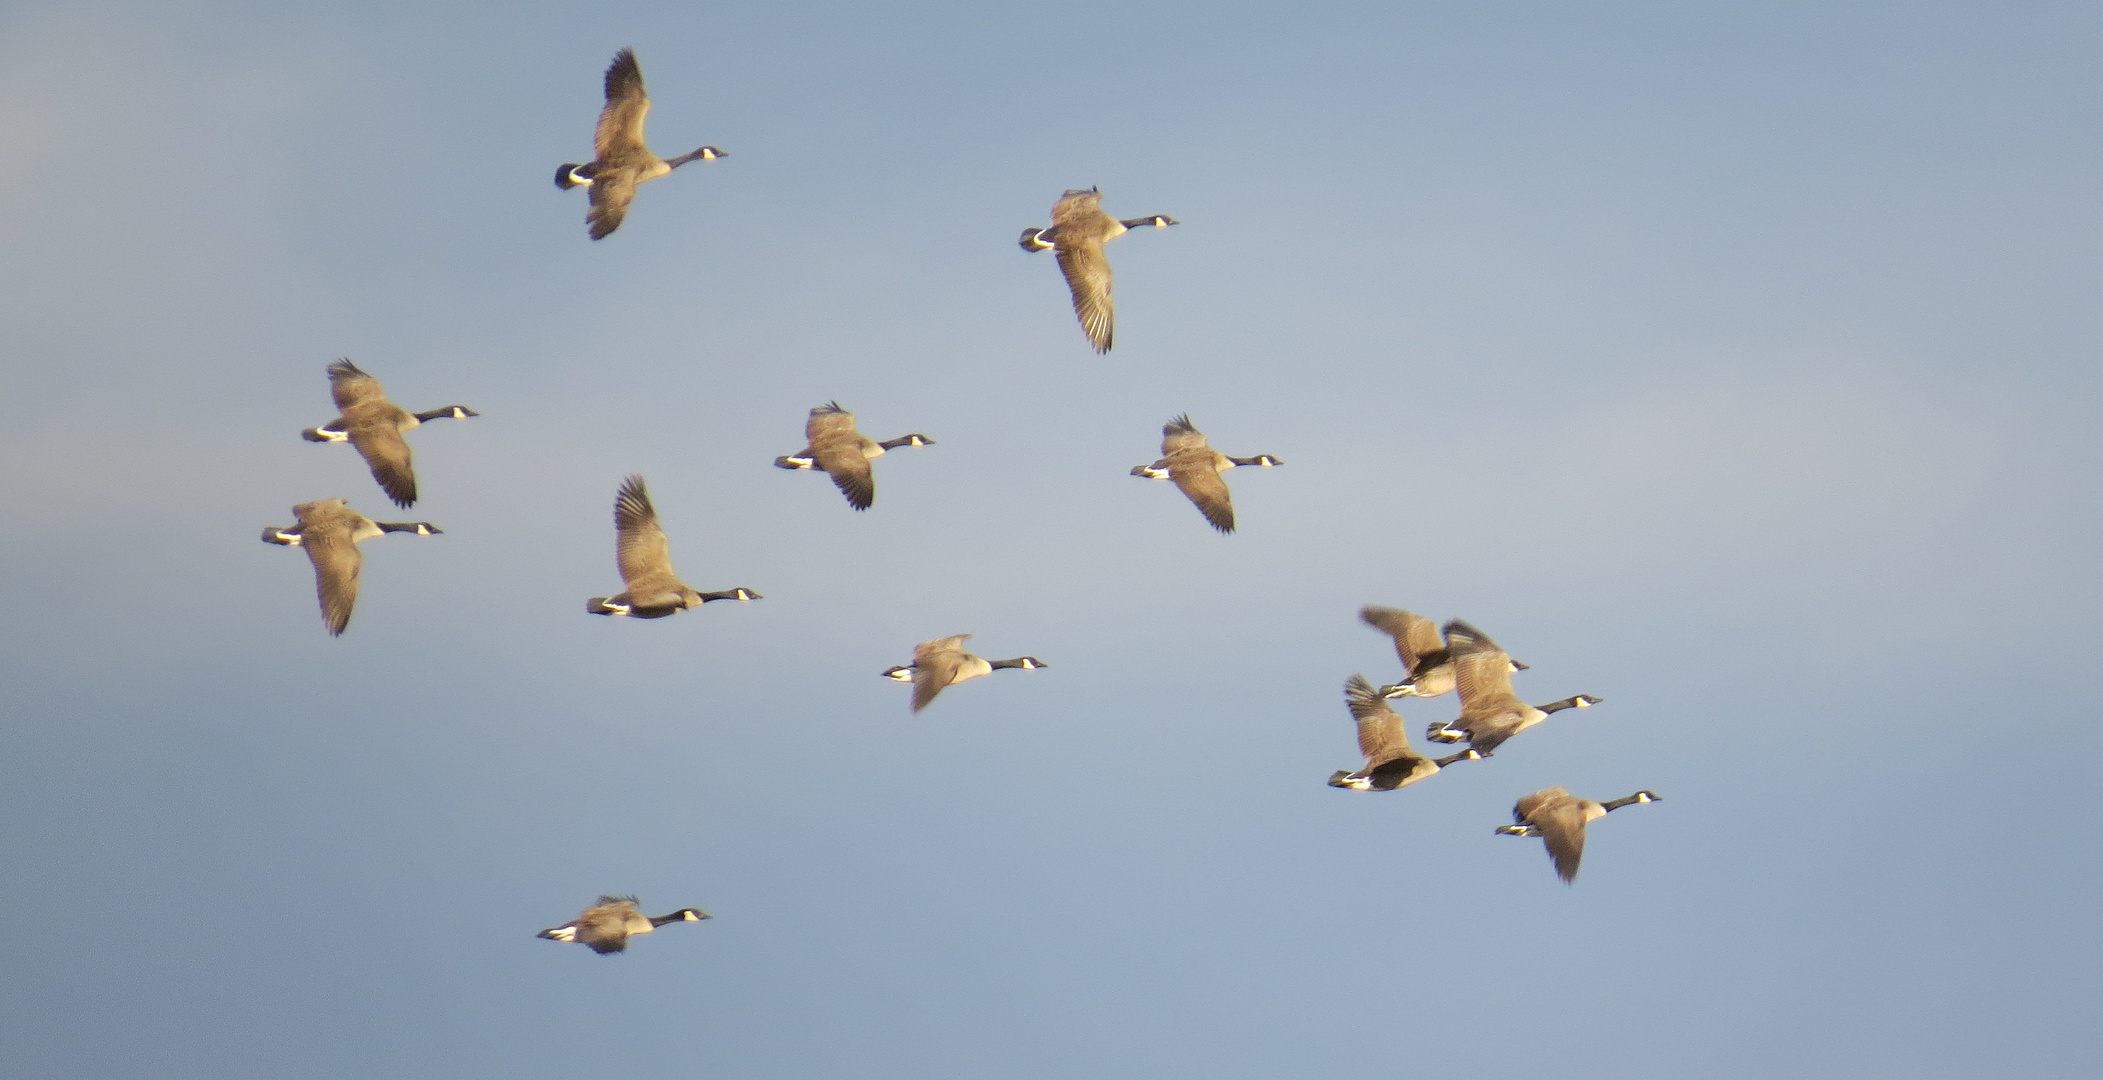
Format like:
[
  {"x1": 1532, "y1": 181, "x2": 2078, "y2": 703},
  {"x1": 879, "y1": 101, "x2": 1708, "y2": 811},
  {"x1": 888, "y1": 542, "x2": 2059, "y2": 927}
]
[{"x1": 2, "y1": 2, "x2": 2100, "y2": 1077}]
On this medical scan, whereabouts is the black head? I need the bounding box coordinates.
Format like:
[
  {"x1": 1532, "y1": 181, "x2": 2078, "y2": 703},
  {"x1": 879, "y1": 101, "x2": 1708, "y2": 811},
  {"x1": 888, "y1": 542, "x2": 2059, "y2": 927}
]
[
  {"x1": 1018, "y1": 228, "x2": 1053, "y2": 252},
  {"x1": 555, "y1": 163, "x2": 591, "y2": 190}
]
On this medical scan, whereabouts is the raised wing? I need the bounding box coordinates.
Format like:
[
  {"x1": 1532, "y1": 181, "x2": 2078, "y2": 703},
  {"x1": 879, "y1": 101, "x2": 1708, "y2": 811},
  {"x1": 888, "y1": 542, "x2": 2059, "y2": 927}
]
[
  {"x1": 1449, "y1": 620, "x2": 1518, "y2": 706},
  {"x1": 1159, "y1": 414, "x2": 1208, "y2": 456},
  {"x1": 594, "y1": 48, "x2": 651, "y2": 161},
  {"x1": 1344, "y1": 674, "x2": 1409, "y2": 762},
  {"x1": 1360, "y1": 607, "x2": 1444, "y2": 673},
  {"x1": 326, "y1": 358, "x2": 386, "y2": 413},
  {"x1": 613, "y1": 475, "x2": 674, "y2": 588},
  {"x1": 347, "y1": 424, "x2": 417, "y2": 508},
  {"x1": 805, "y1": 402, "x2": 858, "y2": 443}
]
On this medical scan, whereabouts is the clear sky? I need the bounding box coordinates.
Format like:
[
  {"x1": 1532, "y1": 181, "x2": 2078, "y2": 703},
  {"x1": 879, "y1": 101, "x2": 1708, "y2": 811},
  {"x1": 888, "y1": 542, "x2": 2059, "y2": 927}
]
[{"x1": 2, "y1": 1, "x2": 2100, "y2": 1077}]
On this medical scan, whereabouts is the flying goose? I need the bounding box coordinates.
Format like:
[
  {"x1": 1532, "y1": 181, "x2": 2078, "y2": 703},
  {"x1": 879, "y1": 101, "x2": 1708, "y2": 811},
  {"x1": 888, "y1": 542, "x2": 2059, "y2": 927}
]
[
  {"x1": 555, "y1": 48, "x2": 726, "y2": 240},
  {"x1": 301, "y1": 359, "x2": 477, "y2": 508},
  {"x1": 1361, "y1": 607, "x2": 1527, "y2": 699},
  {"x1": 537, "y1": 895, "x2": 711, "y2": 954},
  {"x1": 881, "y1": 635, "x2": 1045, "y2": 712},
  {"x1": 773, "y1": 402, "x2": 933, "y2": 510},
  {"x1": 1018, "y1": 187, "x2": 1176, "y2": 352},
  {"x1": 1424, "y1": 620, "x2": 1599, "y2": 755},
  {"x1": 1496, "y1": 787, "x2": 1659, "y2": 883},
  {"x1": 1130, "y1": 414, "x2": 1280, "y2": 533},
  {"x1": 586, "y1": 475, "x2": 761, "y2": 617},
  {"x1": 261, "y1": 498, "x2": 441, "y2": 636},
  {"x1": 1327, "y1": 674, "x2": 1480, "y2": 790}
]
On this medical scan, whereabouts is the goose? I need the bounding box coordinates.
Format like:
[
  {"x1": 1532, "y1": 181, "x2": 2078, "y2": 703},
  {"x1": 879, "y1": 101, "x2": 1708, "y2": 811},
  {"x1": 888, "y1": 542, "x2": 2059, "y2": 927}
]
[
  {"x1": 1018, "y1": 187, "x2": 1176, "y2": 352},
  {"x1": 1130, "y1": 414, "x2": 1280, "y2": 533},
  {"x1": 1496, "y1": 787, "x2": 1659, "y2": 882},
  {"x1": 586, "y1": 475, "x2": 761, "y2": 617},
  {"x1": 881, "y1": 635, "x2": 1045, "y2": 712},
  {"x1": 261, "y1": 498, "x2": 441, "y2": 636},
  {"x1": 1424, "y1": 619, "x2": 1599, "y2": 755},
  {"x1": 1361, "y1": 607, "x2": 1527, "y2": 699},
  {"x1": 301, "y1": 359, "x2": 477, "y2": 508},
  {"x1": 537, "y1": 895, "x2": 711, "y2": 954},
  {"x1": 1327, "y1": 674, "x2": 1480, "y2": 790},
  {"x1": 555, "y1": 48, "x2": 726, "y2": 240},
  {"x1": 773, "y1": 402, "x2": 933, "y2": 510}
]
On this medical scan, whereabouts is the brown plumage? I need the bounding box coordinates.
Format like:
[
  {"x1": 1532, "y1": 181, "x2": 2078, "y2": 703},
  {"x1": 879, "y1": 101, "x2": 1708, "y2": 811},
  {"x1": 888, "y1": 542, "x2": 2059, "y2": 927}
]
[
  {"x1": 1326, "y1": 675, "x2": 1477, "y2": 790},
  {"x1": 1428, "y1": 620, "x2": 1599, "y2": 754},
  {"x1": 883, "y1": 634, "x2": 1046, "y2": 713},
  {"x1": 556, "y1": 49, "x2": 725, "y2": 240},
  {"x1": 300, "y1": 359, "x2": 477, "y2": 508},
  {"x1": 260, "y1": 499, "x2": 440, "y2": 636},
  {"x1": 585, "y1": 476, "x2": 761, "y2": 617},
  {"x1": 773, "y1": 402, "x2": 933, "y2": 510},
  {"x1": 1498, "y1": 787, "x2": 1660, "y2": 882},
  {"x1": 1018, "y1": 187, "x2": 1176, "y2": 352},
  {"x1": 1130, "y1": 414, "x2": 1280, "y2": 533},
  {"x1": 537, "y1": 895, "x2": 711, "y2": 954}
]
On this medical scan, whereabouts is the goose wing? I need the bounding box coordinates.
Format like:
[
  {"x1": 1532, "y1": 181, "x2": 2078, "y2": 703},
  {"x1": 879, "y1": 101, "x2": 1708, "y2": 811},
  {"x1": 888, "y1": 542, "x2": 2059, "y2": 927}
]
[
  {"x1": 1344, "y1": 675, "x2": 1412, "y2": 763},
  {"x1": 1449, "y1": 620, "x2": 1518, "y2": 706},
  {"x1": 1054, "y1": 239, "x2": 1115, "y2": 353},
  {"x1": 1520, "y1": 792, "x2": 1590, "y2": 882},
  {"x1": 346, "y1": 423, "x2": 418, "y2": 508},
  {"x1": 808, "y1": 407, "x2": 875, "y2": 509},
  {"x1": 1360, "y1": 607, "x2": 1444, "y2": 674},
  {"x1": 326, "y1": 359, "x2": 386, "y2": 413},
  {"x1": 293, "y1": 504, "x2": 363, "y2": 636},
  {"x1": 910, "y1": 635, "x2": 971, "y2": 712},
  {"x1": 586, "y1": 171, "x2": 638, "y2": 240},
  {"x1": 573, "y1": 899, "x2": 636, "y2": 954},
  {"x1": 1165, "y1": 448, "x2": 1234, "y2": 533},
  {"x1": 613, "y1": 475, "x2": 677, "y2": 589},
  {"x1": 593, "y1": 48, "x2": 651, "y2": 161}
]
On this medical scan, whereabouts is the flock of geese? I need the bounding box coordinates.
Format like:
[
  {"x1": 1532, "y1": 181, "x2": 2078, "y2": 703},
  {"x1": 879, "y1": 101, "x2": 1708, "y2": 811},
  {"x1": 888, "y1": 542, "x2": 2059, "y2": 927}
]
[{"x1": 259, "y1": 47, "x2": 1661, "y2": 953}]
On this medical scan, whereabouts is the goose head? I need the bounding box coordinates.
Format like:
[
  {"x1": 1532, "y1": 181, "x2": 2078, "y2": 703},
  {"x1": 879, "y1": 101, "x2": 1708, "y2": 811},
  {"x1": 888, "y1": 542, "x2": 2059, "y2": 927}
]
[{"x1": 881, "y1": 666, "x2": 915, "y2": 682}]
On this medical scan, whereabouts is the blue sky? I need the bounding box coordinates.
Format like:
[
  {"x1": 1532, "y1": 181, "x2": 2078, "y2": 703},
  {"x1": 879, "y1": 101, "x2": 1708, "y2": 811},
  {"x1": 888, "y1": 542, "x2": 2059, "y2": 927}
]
[{"x1": 2, "y1": 2, "x2": 2100, "y2": 1077}]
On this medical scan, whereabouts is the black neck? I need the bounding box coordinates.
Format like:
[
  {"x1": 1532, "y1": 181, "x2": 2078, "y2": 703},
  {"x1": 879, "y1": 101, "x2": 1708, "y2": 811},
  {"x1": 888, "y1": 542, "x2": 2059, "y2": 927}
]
[
  {"x1": 649, "y1": 908, "x2": 708, "y2": 926},
  {"x1": 1599, "y1": 792, "x2": 1654, "y2": 812},
  {"x1": 1226, "y1": 454, "x2": 1278, "y2": 467},
  {"x1": 876, "y1": 434, "x2": 933, "y2": 450},
  {"x1": 695, "y1": 588, "x2": 760, "y2": 603},
  {"x1": 989, "y1": 657, "x2": 1038, "y2": 671},
  {"x1": 1432, "y1": 750, "x2": 1478, "y2": 767},
  {"x1": 412, "y1": 406, "x2": 477, "y2": 423},
  {"x1": 1537, "y1": 695, "x2": 1594, "y2": 714},
  {"x1": 375, "y1": 521, "x2": 441, "y2": 535},
  {"x1": 1118, "y1": 215, "x2": 1177, "y2": 229}
]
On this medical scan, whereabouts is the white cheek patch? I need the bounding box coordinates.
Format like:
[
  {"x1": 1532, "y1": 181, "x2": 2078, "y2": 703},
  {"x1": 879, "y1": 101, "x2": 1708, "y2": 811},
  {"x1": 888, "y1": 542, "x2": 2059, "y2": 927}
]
[
  {"x1": 316, "y1": 429, "x2": 349, "y2": 443},
  {"x1": 605, "y1": 604, "x2": 632, "y2": 617},
  {"x1": 274, "y1": 531, "x2": 303, "y2": 546},
  {"x1": 546, "y1": 927, "x2": 577, "y2": 941}
]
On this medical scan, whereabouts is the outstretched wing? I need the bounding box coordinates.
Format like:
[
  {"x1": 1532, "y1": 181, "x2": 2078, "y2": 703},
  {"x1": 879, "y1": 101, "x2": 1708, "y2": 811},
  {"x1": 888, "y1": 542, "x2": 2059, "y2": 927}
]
[
  {"x1": 594, "y1": 48, "x2": 651, "y2": 161},
  {"x1": 1360, "y1": 607, "x2": 1444, "y2": 674},
  {"x1": 1343, "y1": 675, "x2": 1410, "y2": 763},
  {"x1": 347, "y1": 424, "x2": 417, "y2": 508},
  {"x1": 302, "y1": 525, "x2": 363, "y2": 636},
  {"x1": 1054, "y1": 239, "x2": 1114, "y2": 353},
  {"x1": 614, "y1": 475, "x2": 674, "y2": 588}
]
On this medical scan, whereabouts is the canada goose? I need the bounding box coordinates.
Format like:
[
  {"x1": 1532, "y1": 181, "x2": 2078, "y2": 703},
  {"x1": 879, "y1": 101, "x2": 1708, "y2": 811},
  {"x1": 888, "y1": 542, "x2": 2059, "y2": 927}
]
[
  {"x1": 555, "y1": 48, "x2": 726, "y2": 240},
  {"x1": 1496, "y1": 788, "x2": 1659, "y2": 882},
  {"x1": 300, "y1": 359, "x2": 477, "y2": 508},
  {"x1": 1130, "y1": 414, "x2": 1280, "y2": 533},
  {"x1": 586, "y1": 475, "x2": 761, "y2": 617},
  {"x1": 261, "y1": 498, "x2": 441, "y2": 636},
  {"x1": 1361, "y1": 607, "x2": 1528, "y2": 699},
  {"x1": 1424, "y1": 620, "x2": 1599, "y2": 755},
  {"x1": 1327, "y1": 674, "x2": 1480, "y2": 790},
  {"x1": 773, "y1": 402, "x2": 933, "y2": 510},
  {"x1": 881, "y1": 635, "x2": 1045, "y2": 713},
  {"x1": 1018, "y1": 187, "x2": 1176, "y2": 352},
  {"x1": 537, "y1": 895, "x2": 711, "y2": 954}
]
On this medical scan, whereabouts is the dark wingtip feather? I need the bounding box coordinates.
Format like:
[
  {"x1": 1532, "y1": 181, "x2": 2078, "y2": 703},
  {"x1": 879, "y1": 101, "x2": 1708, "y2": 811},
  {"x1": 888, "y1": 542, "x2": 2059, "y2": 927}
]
[
  {"x1": 327, "y1": 358, "x2": 366, "y2": 380},
  {"x1": 614, "y1": 475, "x2": 654, "y2": 526},
  {"x1": 604, "y1": 48, "x2": 642, "y2": 98},
  {"x1": 1164, "y1": 413, "x2": 1196, "y2": 435}
]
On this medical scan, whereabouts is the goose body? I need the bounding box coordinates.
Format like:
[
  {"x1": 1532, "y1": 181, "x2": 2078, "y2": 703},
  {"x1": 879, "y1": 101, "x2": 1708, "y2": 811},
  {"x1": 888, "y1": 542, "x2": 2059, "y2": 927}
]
[
  {"x1": 881, "y1": 634, "x2": 1045, "y2": 712},
  {"x1": 1130, "y1": 414, "x2": 1280, "y2": 533},
  {"x1": 1422, "y1": 620, "x2": 1598, "y2": 754},
  {"x1": 1362, "y1": 607, "x2": 1528, "y2": 699},
  {"x1": 537, "y1": 895, "x2": 710, "y2": 954},
  {"x1": 1018, "y1": 187, "x2": 1176, "y2": 352},
  {"x1": 1496, "y1": 787, "x2": 1659, "y2": 882},
  {"x1": 1327, "y1": 674, "x2": 1479, "y2": 790},
  {"x1": 301, "y1": 359, "x2": 477, "y2": 508},
  {"x1": 586, "y1": 475, "x2": 761, "y2": 617},
  {"x1": 773, "y1": 402, "x2": 933, "y2": 510},
  {"x1": 261, "y1": 498, "x2": 441, "y2": 635},
  {"x1": 555, "y1": 49, "x2": 726, "y2": 240}
]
